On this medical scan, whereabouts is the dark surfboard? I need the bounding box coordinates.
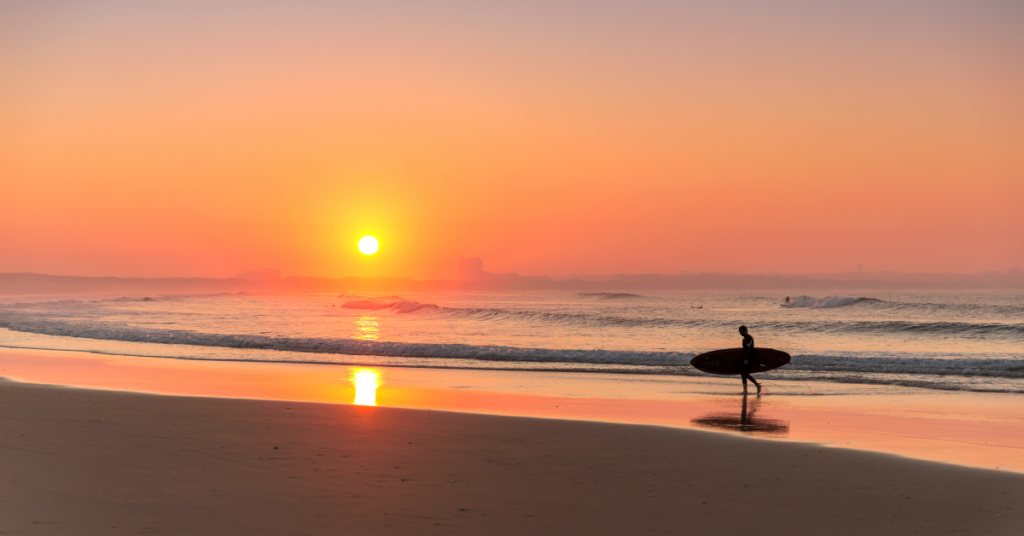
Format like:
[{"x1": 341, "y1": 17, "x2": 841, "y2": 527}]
[{"x1": 690, "y1": 348, "x2": 790, "y2": 376}]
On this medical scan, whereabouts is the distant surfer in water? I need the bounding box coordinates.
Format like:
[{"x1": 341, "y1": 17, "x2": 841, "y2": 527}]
[
  {"x1": 784, "y1": 296, "x2": 790, "y2": 306},
  {"x1": 739, "y1": 325, "x2": 761, "y2": 394}
]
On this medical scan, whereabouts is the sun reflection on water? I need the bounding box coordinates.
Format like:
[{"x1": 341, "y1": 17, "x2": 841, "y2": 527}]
[
  {"x1": 353, "y1": 316, "x2": 380, "y2": 341},
  {"x1": 351, "y1": 369, "x2": 380, "y2": 406}
]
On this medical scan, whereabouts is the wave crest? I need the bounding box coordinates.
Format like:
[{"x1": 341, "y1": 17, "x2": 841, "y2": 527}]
[
  {"x1": 342, "y1": 299, "x2": 434, "y2": 314},
  {"x1": 784, "y1": 296, "x2": 875, "y2": 309},
  {"x1": 1, "y1": 319, "x2": 1022, "y2": 380}
]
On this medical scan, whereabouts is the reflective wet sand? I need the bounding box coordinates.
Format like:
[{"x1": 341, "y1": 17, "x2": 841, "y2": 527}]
[{"x1": 2, "y1": 347, "x2": 1022, "y2": 472}]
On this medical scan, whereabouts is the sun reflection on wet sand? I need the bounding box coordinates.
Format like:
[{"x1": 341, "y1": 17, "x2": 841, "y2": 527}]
[
  {"x1": 352, "y1": 369, "x2": 380, "y2": 406},
  {"x1": 353, "y1": 317, "x2": 379, "y2": 341}
]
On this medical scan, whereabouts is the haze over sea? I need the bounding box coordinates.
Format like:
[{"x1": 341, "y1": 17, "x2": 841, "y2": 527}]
[{"x1": 2, "y1": 290, "x2": 1022, "y2": 394}]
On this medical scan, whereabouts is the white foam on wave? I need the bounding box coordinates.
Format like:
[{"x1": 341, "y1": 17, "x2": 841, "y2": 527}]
[
  {"x1": 0, "y1": 322, "x2": 695, "y2": 366},
  {"x1": 784, "y1": 296, "x2": 870, "y2": 309},
  {"x1": 789, "y1": 354, "x2": 1024, "y2": 378},
  {"x1": 1, "y1": 319, "x2": 1022, "y2": 380},
  {"x1": 342, "y1": 299, "x2": 434, "y2": 314},
  {"x1": 577, "y1": 292, "x2": 644, "y2": 300}
]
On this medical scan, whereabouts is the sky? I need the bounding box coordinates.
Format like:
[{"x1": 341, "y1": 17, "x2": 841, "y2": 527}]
[{"x1": 1, "y1": 0, "x2": 1022, "y2": 279}]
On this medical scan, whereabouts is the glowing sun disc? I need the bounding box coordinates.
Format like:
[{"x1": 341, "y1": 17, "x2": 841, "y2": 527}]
[{"x1": 358, "y1": 235, "x2": 379, "y2": 255}]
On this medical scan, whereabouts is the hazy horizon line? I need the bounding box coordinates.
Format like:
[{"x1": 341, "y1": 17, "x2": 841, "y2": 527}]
[
  {"x1": 4, "y1": 268, "x2": 1024, "y2": 281},
  {"x1": 2, "y1": 270, "x2": 1023, "y2": 298}
]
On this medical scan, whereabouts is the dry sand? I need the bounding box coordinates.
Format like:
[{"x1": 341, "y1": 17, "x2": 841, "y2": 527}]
[{"x1": 2, "y1": 379, "x2": 1022, "y2": 535}]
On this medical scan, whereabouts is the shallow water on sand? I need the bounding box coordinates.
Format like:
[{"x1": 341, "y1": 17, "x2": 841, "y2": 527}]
[{"x1": 3, "y1": 348, "x2": 1023, "y2": 473}]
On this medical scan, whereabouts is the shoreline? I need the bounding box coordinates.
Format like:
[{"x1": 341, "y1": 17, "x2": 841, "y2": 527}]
[
  {"x1": 3, "y1": 322, "x2": 1022, "y2": 395},
  {"x1": 2, "y1": 378, "x2": 1022, "y2": 535},
  {"x1": 2, "y1": 347, "x2": 1024, "y2": 473},
  {"x1": 4, "y1": 341, "x2": 1022, "y2": 396}
]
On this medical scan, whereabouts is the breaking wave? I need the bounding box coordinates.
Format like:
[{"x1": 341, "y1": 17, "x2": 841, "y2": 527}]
[
  {"x1": 337, "y1": 301, "x2": 1024, "y2": 337},
  {"x1": 1, "y1": 319, "x2": 1022, "y2": 384},
  {"x1": 342, "y1": 299, "x2": 436, "y2": 314},
  {"x1": 0, "y1": 320, "x2": 695, "y2": 366},
  {"x1": 788, "y1": 354, "x2": 1024, "y2": 379},
  {"x1": 434, "y1": 307, "x2": 699, "y2": 328},
  {"x1": 335, "y1": 296, "x2": 697, "y2": 327},
  {"x1": 784, "y1": 296, "x2": 876, "y2": 309},
  {"x1": 795, "y1": 320, "x2": 1024, "y2": 337},
  {"x1": 2, "y1": 298, "x2": 1021, "y2": 337}
]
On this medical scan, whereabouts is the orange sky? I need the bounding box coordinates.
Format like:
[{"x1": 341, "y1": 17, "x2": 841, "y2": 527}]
[{"x1": 2, "y1": 1, "x2": 1022, "y2": 279}]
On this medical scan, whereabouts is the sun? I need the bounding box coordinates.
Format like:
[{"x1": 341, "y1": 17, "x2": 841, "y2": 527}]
[{"x1": 358, "y1": 235, "x2": 379, "y2": 255}]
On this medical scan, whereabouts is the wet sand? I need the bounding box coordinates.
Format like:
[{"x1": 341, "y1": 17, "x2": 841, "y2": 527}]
[
  {"x1": 2, "y1": 379, "x2": 1023, "y2": 535},
  {"x1": 2, "y1": 347, "x2": 1024, "y2": 472}
]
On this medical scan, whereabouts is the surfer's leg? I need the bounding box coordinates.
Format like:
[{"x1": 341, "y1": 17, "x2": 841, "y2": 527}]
[
  {"x1": 741, "y1": 362, "x2": 760, "y2": 393},
  {"x1": 742, "y1": 356, "x2": 762, "y2": 394},
  {"x1": 741, "y1": 367, "x2": 755, "y2": 393},
  {"x1": 744, "y1": 371, "x2": 761, "y2": 392}
]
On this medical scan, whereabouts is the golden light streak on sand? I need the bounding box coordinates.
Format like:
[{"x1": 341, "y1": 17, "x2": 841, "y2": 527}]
[{"x1": 352, "y1": 369, "x2": 380, "y2": 406}]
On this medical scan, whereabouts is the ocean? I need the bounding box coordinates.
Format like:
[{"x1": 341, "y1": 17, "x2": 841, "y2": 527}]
[{"x1": 1, "y1": 290, "x2": 1022, "y2": 394}]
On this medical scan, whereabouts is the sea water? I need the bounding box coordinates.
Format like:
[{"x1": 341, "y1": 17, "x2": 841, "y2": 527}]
[{"x1": 0, "y1": 290, "x2": 1021, "y2": 393}]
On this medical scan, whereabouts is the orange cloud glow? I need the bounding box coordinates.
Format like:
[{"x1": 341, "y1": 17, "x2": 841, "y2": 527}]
[{"x1": 2, "y1": 1, "x2": 1021, "y2": 278}]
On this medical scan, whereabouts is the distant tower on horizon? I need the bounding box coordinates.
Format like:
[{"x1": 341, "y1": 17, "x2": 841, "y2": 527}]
[{"x1": 458, "y1": 257, "x2": 484, "y2": 281}]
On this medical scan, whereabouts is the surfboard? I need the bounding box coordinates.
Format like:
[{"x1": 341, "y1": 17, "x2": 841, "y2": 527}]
[{"x1": 690, "y1": 348, "x2": 790, "y2": 376}]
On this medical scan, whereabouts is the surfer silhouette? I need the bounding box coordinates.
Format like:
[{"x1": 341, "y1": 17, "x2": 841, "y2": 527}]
[
  {"x1": 739, "y1": 325, "x2": 761, "y2": 394},
  {"x1": 784, "y1": 296, "x2": 790, "y2": 306}
]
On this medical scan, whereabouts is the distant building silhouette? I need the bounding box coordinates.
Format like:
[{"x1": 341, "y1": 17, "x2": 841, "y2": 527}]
[
  {"x1": 457, "y1": 258, "x2": 484, "y2": 281},
  {"x1": 457, "y1": 258, "x2": 520, "y2": 282}
]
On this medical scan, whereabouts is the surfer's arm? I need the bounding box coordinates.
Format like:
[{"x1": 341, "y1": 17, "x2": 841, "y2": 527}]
[{"x1": 742, "y1": 335, "x2": 754, "y2": 364}]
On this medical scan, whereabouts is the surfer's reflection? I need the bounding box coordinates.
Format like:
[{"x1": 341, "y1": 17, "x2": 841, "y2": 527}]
[{"x1": 691, "y1": 394, "x2": 789, "y2": 436}]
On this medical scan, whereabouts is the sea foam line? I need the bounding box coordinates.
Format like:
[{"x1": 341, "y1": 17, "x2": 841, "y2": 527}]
[{"x1": 0, "y1": 320, "x2": 1022, "y2": 379}]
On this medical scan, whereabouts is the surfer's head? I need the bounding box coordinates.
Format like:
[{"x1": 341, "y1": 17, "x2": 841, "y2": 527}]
[{"x1": 738, "y1": 325, "x2": 748, "y2": 335}]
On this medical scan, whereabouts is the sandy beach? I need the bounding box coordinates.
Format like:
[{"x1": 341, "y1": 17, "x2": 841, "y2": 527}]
[{"x1": 2, "y1": 377, "x2": 1023, "y2": 535}]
